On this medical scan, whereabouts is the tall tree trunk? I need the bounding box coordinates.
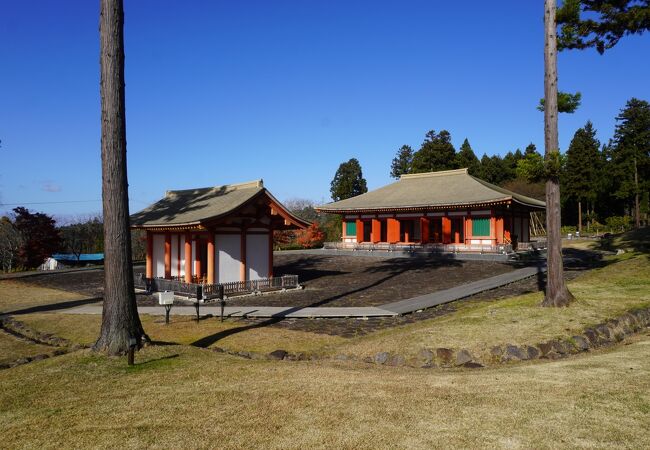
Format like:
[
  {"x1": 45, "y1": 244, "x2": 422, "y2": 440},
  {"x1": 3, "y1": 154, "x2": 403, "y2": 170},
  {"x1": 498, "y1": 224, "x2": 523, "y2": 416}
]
[
  {"x1": 634, "y1": 157, "x2": 640, "y2": 228},
  {"x1": 95, "y1": 0, "x2": 146, "y2": 354},
  {"x1": 578, "y1": 200, "x2": 582, "y2": 235},
  {"x1": 542, "y1": 0, "x2": 573, "y2": 307}
]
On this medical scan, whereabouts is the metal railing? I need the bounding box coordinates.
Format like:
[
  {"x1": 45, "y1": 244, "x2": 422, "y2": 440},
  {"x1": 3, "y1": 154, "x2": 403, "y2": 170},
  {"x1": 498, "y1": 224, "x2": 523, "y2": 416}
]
[{"x1": 322, "y1": 241, "x2": 516, "y2": 254}]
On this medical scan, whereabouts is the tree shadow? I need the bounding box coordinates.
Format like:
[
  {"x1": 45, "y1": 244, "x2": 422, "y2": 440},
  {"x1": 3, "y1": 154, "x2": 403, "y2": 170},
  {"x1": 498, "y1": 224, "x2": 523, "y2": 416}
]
[
  {"x1": 3, "y1": 297, "x2": 104, "y2": 316},
  {"x1": 190, "y1": 260, "x2": 431, "y2": 348}
]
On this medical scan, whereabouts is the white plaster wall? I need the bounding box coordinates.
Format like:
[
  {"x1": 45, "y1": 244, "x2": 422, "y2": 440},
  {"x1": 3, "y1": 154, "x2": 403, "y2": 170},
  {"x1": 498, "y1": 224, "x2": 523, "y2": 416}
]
[
  {"x1": 216, "y1": 234, "x2": 241, "y2": 283},
  {"x1": 192, "y1": 241, "x2": 197, "y2": 277},
  {"x1": 247, "y1": 234, "x2": 269, "y2": 281},
  {"x1": 179, "y1": 236, "x2": 186, "y2": 278},
  {"x1": 171, "y1": 235, "x2": 179, "y2": 277},
  {"x1": 152, "y1": 234, "x2": 165, "y2": 278}
]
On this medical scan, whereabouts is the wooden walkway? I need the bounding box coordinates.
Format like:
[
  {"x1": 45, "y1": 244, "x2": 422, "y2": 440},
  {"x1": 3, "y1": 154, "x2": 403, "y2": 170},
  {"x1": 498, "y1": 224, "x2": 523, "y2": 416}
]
[
  {"x1": 381, "y1": 265, "x2": 545, "y2": 315},
  {"x1": 62, "y1": 264, "x2": 545, "y2": 318}
]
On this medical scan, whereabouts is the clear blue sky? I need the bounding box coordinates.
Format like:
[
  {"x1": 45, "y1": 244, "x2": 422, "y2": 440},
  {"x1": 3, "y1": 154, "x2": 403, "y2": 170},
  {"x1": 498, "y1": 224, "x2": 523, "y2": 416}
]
[{"x1": 1, "y1": 1, "x2": 649, "y2": 221}]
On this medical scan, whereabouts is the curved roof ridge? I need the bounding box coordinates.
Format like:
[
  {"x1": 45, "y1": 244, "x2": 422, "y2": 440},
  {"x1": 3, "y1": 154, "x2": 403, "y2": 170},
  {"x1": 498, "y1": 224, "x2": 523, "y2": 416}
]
[{"x1": 166, "y1": 179, "x2": 263, "y2": 197}]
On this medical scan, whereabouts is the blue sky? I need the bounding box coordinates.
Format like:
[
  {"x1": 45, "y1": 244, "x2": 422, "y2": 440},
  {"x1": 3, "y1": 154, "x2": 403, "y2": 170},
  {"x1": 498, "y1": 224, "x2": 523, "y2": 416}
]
[{"x1": 1, "y1": 1, "x2": 649, "y2": 221}]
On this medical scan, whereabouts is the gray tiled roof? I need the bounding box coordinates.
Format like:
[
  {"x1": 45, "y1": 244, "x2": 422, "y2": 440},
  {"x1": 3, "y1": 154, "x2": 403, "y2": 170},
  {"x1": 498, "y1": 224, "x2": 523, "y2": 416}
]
[
  {"x1": 130, "y1": 180, "x2": 308, "y2": 228},
  {"x1": 317, "y1": 169, "x2": 545, "y2": 212}
]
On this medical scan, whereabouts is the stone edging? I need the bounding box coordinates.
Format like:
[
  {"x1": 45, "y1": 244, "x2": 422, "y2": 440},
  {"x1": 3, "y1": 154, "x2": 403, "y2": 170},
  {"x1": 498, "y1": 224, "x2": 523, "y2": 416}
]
[
  {"x1": 0, "y1": 316, "x2": 87, "y2": 370},
  {"x1": 216, "y1": 307, "x2": 650, "y2": 367}
]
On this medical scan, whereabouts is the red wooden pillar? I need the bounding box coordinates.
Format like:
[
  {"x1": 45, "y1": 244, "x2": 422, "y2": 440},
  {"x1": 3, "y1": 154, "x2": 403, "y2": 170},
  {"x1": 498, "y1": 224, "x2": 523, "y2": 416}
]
[
  {"x1": 356, "y1": 219, "x2": 364, "y2": 242},
  {"x1": 184, "y1": 233, "x2": 192, "y2": 283},
  {"x1": 177, "y1": 235, "x2": 181, "y2": 277},
  {"x1": 387, "y1": 218, "x2": 400, "y2": 243},
  {"x1": 371, "y1": 219, "x2": 381, "y2": 243},
  {"x1": 442, "y1": 216, "x2": 452, "y2": 244},
  {"x1": 145, "y1": 231, "x2": 153, "y2": 278},
  {"x1": 490, "y1": 216, "x2": 497, "y2": 245},
  {"x1": 164, "y1": 233, "x2": 172, "y2": 279},
  {"x1": 465, "y1": 216, "x2": 473, "y2": 243},
  {"x1": 342, "y1": 221, "x2": 346, "y2": 240},
  {"x1": 496, "y1": 216, "x2": 504, "y2": 244},
  {"x1": 207, "y1": 233, "x2": 215, "y2": 284},
  {"x1": 240, "y1": 231, "x2": 247, "y2": 282},
  {"x1": 420, "y1": 217, "x2": 430, "y2": 243}
]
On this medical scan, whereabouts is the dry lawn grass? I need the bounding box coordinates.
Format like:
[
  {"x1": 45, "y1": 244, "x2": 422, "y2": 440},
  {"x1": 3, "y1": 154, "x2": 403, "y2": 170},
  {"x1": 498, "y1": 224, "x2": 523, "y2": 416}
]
[
  {"x1": 0, "y1": 331, "x2": 53, "y2": 365},
  {"x1": 0, "y1": 280, "x2": 87, "y2": 313},
  {"x1": 18, "y1": 313, "x2": 345, "y2": 355},
  {"x1": 0, "y1": 337, "x2": 649, "y2": 449},
  {"x1": 14, "y1": 255, "x2": 650, "y2": 362},
  {"x1": 335, "y1": 255, "x2": 650, "y2": 361}
]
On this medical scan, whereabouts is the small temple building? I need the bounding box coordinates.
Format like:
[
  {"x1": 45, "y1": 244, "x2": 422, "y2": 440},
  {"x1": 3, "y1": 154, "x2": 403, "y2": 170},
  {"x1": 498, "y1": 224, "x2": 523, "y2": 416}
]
[
  {"x1": 316, "y1": 168, "x2": 545, "y2": 251},
  {"x1": 130, "y1": 180, "x2": 309, "y2": 284}
]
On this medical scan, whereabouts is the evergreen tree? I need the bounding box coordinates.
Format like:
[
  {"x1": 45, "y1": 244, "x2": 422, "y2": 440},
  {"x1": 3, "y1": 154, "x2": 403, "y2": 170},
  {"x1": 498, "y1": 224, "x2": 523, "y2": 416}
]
[
  {"x1": 502, "y1": 149, "x2": 524, "y2": 182},
  {"x1": 411, "y1": 130, "x2": 458, "y2": 173},
  {"x1": 610, "y1": 98, "x2": 650, "y2": 227},
  {"x1": 557, "y1": 0, "x2": 650, "y2": 54},
  {"x1": 455, "y1": 138, "x2": 480, "y2": 175},
  {"x1": 564, "y1": 121, "x2": 601, "y2": 232},
  {"x1": 330, "y1": 158, "x2": 368, "y2": 201},
  {"x1": 478, "y1": 154, "x2": 507, "y2": 185},
  {"x1": 524, "y1": 142, "x2": 538, "y2": 156},
  {"x1": 389, "y1": 145, "x2": 414, "y2": 179}
]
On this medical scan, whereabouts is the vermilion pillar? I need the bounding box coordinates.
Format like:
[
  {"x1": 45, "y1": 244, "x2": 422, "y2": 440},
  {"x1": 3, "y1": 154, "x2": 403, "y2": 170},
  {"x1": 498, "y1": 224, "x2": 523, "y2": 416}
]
[
  {"x1": 442, "y1": 216, "x2": 452, "y2": 244},
  {"x1": 465, "y1": 216, "x2": 473, "y2": 243},
  {"x1": 356, "y1": 219, "x2": 364, "y2": 242},
  {"x1": 371, "y1": 219, "x2": 381, "y2": 243},
  {"x1": 240, "y1": 231, "x2": 247, "y2": 282},
  {"x1": 420, "y1": 217, "x2": 430, "y2": 243},
  {"x1": 387, "y1": 218, "x2": 400, "y2": 243},
  {"x1": 145, "y1": 231, "x2": 153, "y2": 279},
  {"x1": 207, "y1": 233, "x2": 215, "y2": 284},
  {"x1": 490, "y1": 216, "x2": 497, "y2": 243},
  {"x1": 164, "y1": 233, "x2": 172, "y2": 279},
  {"x1": 496, "y1": 217, "x2": 504, "y2": 244},
  {"x1": 184, "y1": 233, "x2": 192, "y2": 283}
]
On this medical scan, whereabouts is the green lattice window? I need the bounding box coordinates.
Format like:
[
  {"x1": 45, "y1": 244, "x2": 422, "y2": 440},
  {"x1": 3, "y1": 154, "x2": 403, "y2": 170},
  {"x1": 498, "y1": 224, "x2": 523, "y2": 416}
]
[
  {"x1": 345, "y1": 221, "x2": 357, "y2": 236},
  {"x1": 472, "y1": 218, "x2": 490, "y2": 236}
]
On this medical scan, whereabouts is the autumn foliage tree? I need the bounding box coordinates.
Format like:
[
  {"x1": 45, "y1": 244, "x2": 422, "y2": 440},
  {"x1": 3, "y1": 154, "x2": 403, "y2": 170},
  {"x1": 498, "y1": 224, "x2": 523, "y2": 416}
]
[
  {"x1": 295, "y1": 222, "x2": 326, "y2": 249},
  {"x1": 12, "y1": 207, "x2": 62, "y2": 269}
]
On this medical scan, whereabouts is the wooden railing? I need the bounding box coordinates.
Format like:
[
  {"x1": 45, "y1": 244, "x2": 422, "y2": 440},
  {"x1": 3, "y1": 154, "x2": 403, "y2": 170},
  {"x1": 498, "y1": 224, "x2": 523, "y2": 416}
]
[{"x1": 135, "y1": 273, "x2": 300, "y2": 300}]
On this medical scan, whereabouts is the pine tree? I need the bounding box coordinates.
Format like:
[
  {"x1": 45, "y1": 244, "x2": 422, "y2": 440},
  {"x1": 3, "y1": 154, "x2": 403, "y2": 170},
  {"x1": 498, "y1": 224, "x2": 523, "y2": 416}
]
[
  {"x1": 455, "y1": 138, "x2": 480, "y2": 175},
  {"x1": 610, "y1": 98, "x2": 650, "y2": 228},
  {"x1": 390, "y1": 145, "x2": 414, "y2": 179},
  {"x1": 330, "y1": 158, "x2": 368, "y2": 201},
  {"x1": 411, "y1": 130, "x2": 458, "y2": 173},
  {"x1": 503, "y1": 149, "x2": 524, "y2": 182},
  {"x1": 564, "y1": 121, "x2": 601, "y2": 233}
]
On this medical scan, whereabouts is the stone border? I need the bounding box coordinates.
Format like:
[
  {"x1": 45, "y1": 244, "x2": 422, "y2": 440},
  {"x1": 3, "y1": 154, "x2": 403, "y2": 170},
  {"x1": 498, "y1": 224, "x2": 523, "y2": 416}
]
[
  {"x1": 0, "y1": 316, "x2": 87, "y2": 370},
  {"x1": 222, "y1": 307, "x2": 650, "y2": 368}
]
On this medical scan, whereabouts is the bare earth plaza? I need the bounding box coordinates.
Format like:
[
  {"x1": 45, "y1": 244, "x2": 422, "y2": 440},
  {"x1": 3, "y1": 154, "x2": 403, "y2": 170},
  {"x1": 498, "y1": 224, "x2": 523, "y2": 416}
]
[{"x1": 1, "y1": 1, "x2": 650, "y2": 449}]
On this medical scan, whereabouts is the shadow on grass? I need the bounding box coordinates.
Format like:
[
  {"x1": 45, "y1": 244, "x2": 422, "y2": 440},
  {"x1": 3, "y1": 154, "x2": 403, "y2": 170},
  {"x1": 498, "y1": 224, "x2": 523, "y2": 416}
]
[
  {"x1": 3, "y1": 297, "x2": 104, "y2": 316},
  {"x1": 188, "y1": 258, "x2": 461, "y2": 348},
  {"x1": 127, "y1": 353, "x2": 180, "y2": 371}
]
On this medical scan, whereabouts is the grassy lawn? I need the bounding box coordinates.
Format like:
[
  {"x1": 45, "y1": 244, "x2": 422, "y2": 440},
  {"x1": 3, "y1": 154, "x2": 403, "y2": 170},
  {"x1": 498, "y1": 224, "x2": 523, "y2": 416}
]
[
  {"x1": 1, "y1": 337, "x2": 649, "y2": 449},
  {"x1": 335, "y1": 254, "x2": 650, "y2": 362},
  {"x1": 0, "y1": 280, "x2": 88, "y2": 314},
  {"x1": 0, "y1": 331, "x2": 53, "y2": 366},
  {"x1": 18, "y1": 314, "x2": 345, "y2": 356},
  {"x1": 12, "y1": 253, "x2": 650, "y2": 362}
]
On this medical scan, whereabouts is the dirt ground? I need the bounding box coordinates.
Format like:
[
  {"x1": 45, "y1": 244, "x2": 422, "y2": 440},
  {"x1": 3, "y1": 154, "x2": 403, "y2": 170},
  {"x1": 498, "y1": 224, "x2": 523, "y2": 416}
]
[{"x1": 6, "y1": 252, "x2": 593, "y2": 336}]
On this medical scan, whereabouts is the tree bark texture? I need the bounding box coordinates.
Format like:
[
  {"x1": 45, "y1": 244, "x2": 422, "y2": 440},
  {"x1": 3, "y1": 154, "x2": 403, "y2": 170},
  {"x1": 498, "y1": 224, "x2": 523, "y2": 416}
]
[
  {"x1": 95, "y1": 0, "x2": 146, "y2": 354},
  {"x1": 542, "y1": 0, "x2": 574, "y2": 307}
]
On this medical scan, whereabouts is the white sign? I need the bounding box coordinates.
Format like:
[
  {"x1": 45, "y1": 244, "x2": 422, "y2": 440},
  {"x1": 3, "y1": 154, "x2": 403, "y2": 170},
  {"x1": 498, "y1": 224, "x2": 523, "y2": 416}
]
[{"x1": 158, "y1": 291, "x2": 174, "y2": 305}]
